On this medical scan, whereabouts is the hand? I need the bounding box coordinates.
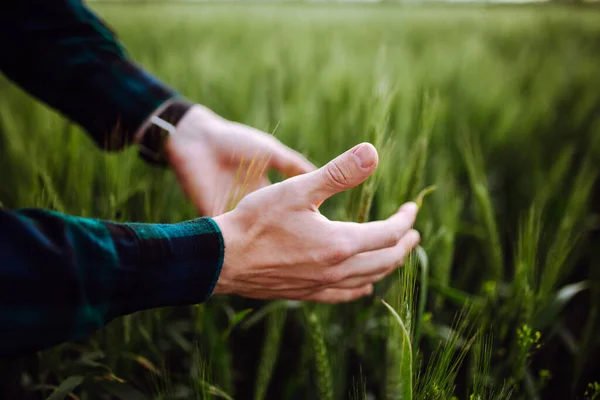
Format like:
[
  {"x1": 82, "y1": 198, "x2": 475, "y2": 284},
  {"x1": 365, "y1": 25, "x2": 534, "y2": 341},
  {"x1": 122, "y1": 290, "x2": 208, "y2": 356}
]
[
  {"x1": 212, "y1": 143, "x2": 420, "y2": 303},
  {"x1": 166, "y1": 104, "x2": 316, "y2": 216}
]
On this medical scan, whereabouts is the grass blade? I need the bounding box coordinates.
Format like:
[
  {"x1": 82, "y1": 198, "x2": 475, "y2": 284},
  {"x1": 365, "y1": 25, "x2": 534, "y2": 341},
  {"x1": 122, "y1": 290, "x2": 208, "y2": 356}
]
[
  {"x1": 254, "y1": 308, "x2": 287, "y2": 400},
  {"x1": 46, "y1": 376, "x2": 84, "y2": 400},
  {"x1": 382, "y1": 299, "x2": 413, "y2": 400}
]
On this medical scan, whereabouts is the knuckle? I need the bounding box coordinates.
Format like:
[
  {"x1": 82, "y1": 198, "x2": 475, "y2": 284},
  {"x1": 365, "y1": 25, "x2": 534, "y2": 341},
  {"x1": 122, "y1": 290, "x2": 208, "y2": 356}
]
[
  {"x1": 317, "y1": 235, "x2": 352, "y2": 264},
  {"x1": 325, "y1": 243, "x2": 352, "y2": 264},
  {"x1": 388, "y1": 230, "x2": 401, "y2": 246},
  {"x1": 323, "y1": 161, "x2": 350, "y2": 188},
  {"x1": 320, "y1": 270, "x2": 341, "y2": 285}
]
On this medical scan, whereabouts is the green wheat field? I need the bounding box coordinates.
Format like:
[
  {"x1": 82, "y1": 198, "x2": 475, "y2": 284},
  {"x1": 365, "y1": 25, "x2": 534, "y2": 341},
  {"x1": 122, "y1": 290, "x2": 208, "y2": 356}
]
[{"x1": 1, "y1": 3, "x2": 599, "y2": 400}]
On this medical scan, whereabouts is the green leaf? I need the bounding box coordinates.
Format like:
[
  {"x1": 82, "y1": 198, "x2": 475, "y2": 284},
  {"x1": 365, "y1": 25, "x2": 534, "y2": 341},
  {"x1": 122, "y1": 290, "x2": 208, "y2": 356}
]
[
  {"x1": 223, "y1": 308, "x2": 254, "y2": 340},
  {"x1": 74, "y1": 358, "x2": 112, "y2": 374},
  {"x1": 46, "y1": 375, "x2": 84, "y2": 400},
  {"x1": 414, "y1": 246, "x2": 429, "y2": 348},
  {"x1": 524, "y1": 368, "x2": 541, "y2": 400},
  {"x1": 123, "y1": 353, "x2": 161, "y2": 376},
  {"x1": 200, "y1": 382, "x2": 234, "y2": 400},
  {"x1": 428, "y1": 279, "x2": 481, "y2": 306},
  {"x1": 254, "y1": 309, "x2": 287, "y2": 400},
  {"x1": 231, "y1": 308, "x2": 253, "y2": 327},
  {"x1": 242, "y1": 300, "x2": 301, "y2": 330},
  {"x1": 37, "y1": 170, "x2": 66, "y2": 212},
  {"x1": 534, "y1": 281, "x2": 590, "y2": 331},
  {"x1": 557, "y1": 324, "x2": 579, "y2": 355},
  {"x1": 414, "y1": 185, "x2": 437, "y2": 209},
  {"x1": 166, "y1": 326, "x2": 193, "y2": 353}
]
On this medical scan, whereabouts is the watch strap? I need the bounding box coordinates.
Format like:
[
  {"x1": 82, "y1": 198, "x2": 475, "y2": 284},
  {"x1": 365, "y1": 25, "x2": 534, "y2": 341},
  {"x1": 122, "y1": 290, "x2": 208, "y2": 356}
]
[{"x1": 137, "y1": 98, "x2": 193, "y2": 166}]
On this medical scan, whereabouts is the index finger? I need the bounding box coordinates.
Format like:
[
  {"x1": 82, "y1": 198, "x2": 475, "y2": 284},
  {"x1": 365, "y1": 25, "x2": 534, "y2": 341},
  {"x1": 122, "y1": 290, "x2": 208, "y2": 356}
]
[
  {"x1": 271, "y1": 146, "x2": 317, "y2": 177},
  {"x1": 333, "y1": 202, "x2": 419, "y2": 255}
]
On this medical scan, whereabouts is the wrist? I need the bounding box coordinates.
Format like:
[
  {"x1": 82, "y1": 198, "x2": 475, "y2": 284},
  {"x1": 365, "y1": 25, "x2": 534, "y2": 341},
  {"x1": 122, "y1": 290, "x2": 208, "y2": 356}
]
[
  {"x1": 171, "y1": 104, "x2": 225, "y2": 141},
  {"x1": 211, "y1": 210, "x2": 247, "y2": 296},
  {"x1": 164, "y1": 104, "x2": 225, "y2": 159},
  {"x1": 136, "y1": 98, "x2": 194, "y2": 166}
]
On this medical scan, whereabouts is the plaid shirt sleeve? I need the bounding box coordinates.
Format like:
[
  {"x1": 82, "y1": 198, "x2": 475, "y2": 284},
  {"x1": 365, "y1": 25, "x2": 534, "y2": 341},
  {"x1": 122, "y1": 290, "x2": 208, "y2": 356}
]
[
  {"x1": 0, "y1": 208, "x2": 224, "y2": 357},
  {"x1": 0, "y1": 0, "x2": 177, "y2": 150}
]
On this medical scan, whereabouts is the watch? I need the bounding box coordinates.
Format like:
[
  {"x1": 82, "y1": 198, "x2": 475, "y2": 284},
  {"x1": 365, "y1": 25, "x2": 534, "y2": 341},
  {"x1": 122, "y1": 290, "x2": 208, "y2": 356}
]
[{"x1": 137, "y1": 99, "x2": 193, "y2": 166}]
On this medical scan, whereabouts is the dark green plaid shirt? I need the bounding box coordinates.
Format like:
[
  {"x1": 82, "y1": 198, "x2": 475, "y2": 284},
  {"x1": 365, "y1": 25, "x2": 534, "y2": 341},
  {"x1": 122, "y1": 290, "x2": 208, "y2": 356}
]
[{"x1": 0, "y1": 1, "x2": 224, "y2": 356}]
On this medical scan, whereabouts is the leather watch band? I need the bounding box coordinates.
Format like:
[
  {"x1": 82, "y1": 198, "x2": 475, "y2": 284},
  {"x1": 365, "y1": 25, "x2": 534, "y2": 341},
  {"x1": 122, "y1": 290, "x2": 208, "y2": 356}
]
[{"x1": 138, "y1": 98, "x2": 193, "y2": 166}]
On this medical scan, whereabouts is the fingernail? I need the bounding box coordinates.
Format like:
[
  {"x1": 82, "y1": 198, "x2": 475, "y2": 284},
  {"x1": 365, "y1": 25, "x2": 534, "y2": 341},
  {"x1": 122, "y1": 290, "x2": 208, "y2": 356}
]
[
  {"x1": 400, "y1": 202, "x2": 418, "y2": 214},
  {"x1": 352, "y1": 144, "x2": 376, "y2": 169}
]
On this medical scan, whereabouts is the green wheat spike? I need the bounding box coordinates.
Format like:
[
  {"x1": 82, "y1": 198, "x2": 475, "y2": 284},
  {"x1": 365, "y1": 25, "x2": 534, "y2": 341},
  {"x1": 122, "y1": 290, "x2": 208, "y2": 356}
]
[
  {"x1": 303, "y1": 307, "x2": 334, "y2": 400},
  {"x1": 254, "y1": 308, "x2": 287, "y2": 400}
]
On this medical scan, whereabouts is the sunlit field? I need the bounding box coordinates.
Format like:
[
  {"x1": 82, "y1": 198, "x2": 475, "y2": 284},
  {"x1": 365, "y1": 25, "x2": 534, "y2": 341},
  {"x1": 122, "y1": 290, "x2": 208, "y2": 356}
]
[{"x1": 1, "y1": 3, "x2": 599, "y2": 399}]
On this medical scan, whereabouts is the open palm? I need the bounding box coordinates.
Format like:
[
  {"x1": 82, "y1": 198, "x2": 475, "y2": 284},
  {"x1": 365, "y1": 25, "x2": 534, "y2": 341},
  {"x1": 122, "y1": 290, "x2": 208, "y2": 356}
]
[{"x1": 166, "y1": 105, "x2": 315, "y2": 216}]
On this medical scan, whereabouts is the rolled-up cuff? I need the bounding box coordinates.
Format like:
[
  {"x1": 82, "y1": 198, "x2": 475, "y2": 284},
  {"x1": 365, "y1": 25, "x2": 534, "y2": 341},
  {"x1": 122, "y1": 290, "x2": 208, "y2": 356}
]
[{"x1": 105, "y1": 217, "x2": 224, "y2": 319}]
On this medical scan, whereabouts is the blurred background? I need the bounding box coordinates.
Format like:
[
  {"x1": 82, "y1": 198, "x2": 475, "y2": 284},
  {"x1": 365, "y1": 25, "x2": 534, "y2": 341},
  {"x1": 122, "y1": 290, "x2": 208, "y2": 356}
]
[{"x1": 1, "y1": 1, "x2": 599, "y2": 399}]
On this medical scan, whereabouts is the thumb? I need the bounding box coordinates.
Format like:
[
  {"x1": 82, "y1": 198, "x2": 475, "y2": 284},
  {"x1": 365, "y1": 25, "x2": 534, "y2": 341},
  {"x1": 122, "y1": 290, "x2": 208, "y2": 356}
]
[{"x1": 303, "y1": 142, "x2": 378, "y2": 207}]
